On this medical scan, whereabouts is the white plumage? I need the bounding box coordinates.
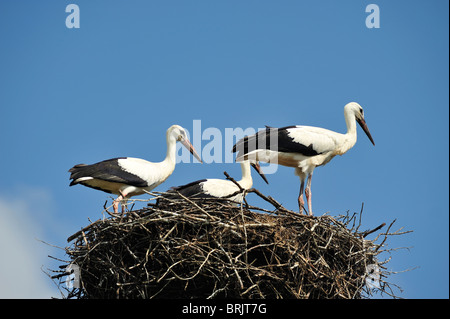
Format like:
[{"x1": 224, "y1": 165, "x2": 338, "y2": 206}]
[
  {"x1": 167, "y1": 161, "x2": 268, "y2": 203},
  {"x1": 233, "y1": 102, "x2": 375, "y2": 215},
  {"x1": 69, "y1": 125, "x2": 202, "y2": 214}
]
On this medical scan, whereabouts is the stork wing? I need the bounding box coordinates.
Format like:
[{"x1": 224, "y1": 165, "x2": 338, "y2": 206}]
[
  {"x1": 69, "y1": 157, "x2": 149, "y2": 187},
  {"x1": 163, "y1": 179, "x2": 215, "y2": 199},
  {"x1": 232, "y1": 125, "x2": 338, "y2": 158}
]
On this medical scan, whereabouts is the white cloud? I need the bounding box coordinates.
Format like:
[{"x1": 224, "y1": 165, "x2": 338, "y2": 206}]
[{"x1": 0, "y1": 187, "x2": 60, "y2": 298}]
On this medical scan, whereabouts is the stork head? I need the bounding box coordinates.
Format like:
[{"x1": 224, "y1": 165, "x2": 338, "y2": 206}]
[
  {"x1": 345, "y1": 102, "x2": 375, "y2": 146},
  {"x1": 167, "y1": 125, "x2": 203, "y2": 163}
]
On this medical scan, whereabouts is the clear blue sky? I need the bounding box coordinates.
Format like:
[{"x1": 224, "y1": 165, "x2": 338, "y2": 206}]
[{"x1": 0, "y1": 0, "x2": 448, "y2": 298}]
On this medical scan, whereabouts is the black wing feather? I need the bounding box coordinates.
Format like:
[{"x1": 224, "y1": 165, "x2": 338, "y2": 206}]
[
  {"x1": 232, "y1": 126, "x2": 320, "y2": 158},
  {"x1": 68, "y1": 157, "x2": 148, "y2": 187},
  {"x1": 161, "y1": 179, "x2": 218, "y2": 199}
]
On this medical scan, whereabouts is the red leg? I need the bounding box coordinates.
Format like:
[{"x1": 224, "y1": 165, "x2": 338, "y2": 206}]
[
  {"x1": 305, "y1": 174, "x2": 313, "y2": 215},
  {"x1": 298, "y1": 179, "x2": 305, "y2": 214},
  {"x1": 113, "y1": 190, "x2": 128, "y2": 214}
]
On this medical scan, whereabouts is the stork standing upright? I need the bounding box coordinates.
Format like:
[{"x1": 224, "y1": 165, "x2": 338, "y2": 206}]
[
  {"x1": 165, "y1": 161, "x2": 268, "y2": 203},
  {"x1": 69, "y1": 125, "x2": 202, "y2": 214},
  {"x1": 232, "y1": 102, "x2": 375, "y2": 215}
]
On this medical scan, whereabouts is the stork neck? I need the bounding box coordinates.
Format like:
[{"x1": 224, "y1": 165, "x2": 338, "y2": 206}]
[
  {"x1": 237, "y1": 161, "x2": 253, "y2": 189},
  {"x1": 163, "y1": 136, "x2": 177, "y2": 168},
  {"x1": 345, "y1": 110, "x2": 357, "y2": 135},
  {"x1": 342, "y1": 110, "x2": 357, "y2": 153}
]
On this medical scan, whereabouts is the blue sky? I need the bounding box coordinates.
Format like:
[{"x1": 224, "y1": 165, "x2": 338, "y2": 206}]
[{"x1": 0, "y1": 1, "x2": 448, "y2": 298}]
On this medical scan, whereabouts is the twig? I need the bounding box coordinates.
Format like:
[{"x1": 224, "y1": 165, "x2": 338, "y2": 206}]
[
  {"x1": 67, "y1": 219, "x2": 102, "y2": 242},
  {"x1": 223, "y1": 171, "x2": 245, "y2": 192},
  {"x1": 362, "y1": 223, "x2": 386, "y2": 238}
]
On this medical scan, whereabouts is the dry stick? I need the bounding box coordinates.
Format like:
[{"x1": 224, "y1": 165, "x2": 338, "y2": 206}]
[
  {"x1": 67, "y1": 219, "x2": 103, "y2": 242},
  {"x1": 207, "y1": 286, "x2": 228, "y2": 299},
  {"x1": 238, "y1": 198, "x2": 255, "y2": 296},
  {"x1": 157, "y1": 249, "x2": 217, "y2": 283},
  {"x1": 175, "y1": 190, "x2": 218, "y2": 220},
  {"x1": 362, "y1": 223, "x2": 386, "y2": 238},
  {"x1": 354, "y1": 202, "x2": 364, "y2": 234},
  {"x1": 222, "y1": 171, "x2": 249, "y2": 206},
  {"x1": 103, "y1": 200, "x2": 118, "y2": 218},
  {"x1": 246, "y1": 188, "x2": 297, "y2": 216},
  {"x1": 223, "y1": 171, "x2": 245, "y2": 192},
  {"x1": 213, "y1": 172, "x2": 264, "y2": 212},
  {"x1": 81, "y1": 231, "x2": 90, "y2": 250},
  {"x1": 374, "y1": 219, "x2": 397, "y2": 252},
  {"x1": 215, "y1": 239, "x2": 244, "y2": 290}
]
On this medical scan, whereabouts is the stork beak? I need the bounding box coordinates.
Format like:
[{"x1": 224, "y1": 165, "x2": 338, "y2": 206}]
[
  {"x1": 251, "y1": 162, "x2": 269, "y2": 184},
  {"x1": 181, "y1": 138, "x2": 203, "y2": 163},
  {"x1": 357, "y1": 118, "x2": 375, "y2": 146}
]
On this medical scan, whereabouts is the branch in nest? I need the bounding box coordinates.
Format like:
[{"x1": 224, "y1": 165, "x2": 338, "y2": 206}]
[
  {"x1": 223, "y1": 171, "x2": 245, "y2": 192},
  {"x1": 362, "y1": 223, "x2": 386, "y2": 238}
]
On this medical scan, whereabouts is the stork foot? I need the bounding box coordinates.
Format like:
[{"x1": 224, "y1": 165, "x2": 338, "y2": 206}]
[{"x1": 111, "y1": 190, "x2": 128, "y2": 217}]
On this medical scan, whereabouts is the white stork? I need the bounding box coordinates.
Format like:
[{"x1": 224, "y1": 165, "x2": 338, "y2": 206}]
[
  {"x1": 165, "y1": 161, "x2": 268, "y2": 203},
  {"x1": 69, "y1": 125, "x2": 202, "y2": 214},
  {"x1": 232, "y1": 102, "x2": 375, "y2": 215}
]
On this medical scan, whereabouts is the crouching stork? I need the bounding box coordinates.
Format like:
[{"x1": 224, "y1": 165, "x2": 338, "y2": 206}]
[{"x1": 164, "y1": 161, "x2": 268, "y2": 203}]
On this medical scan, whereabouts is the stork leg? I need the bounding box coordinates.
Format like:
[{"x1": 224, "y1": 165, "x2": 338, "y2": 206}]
[
  {"x1": 305, "y1": 174, "x2": 313, "y2": 216},
  {"x1": 298, "y1": 179, "x2": 306, "y2": 214},
  {"x1": 112, "y1": 196, "x2": 122, "y2": 214},
  {"x1": 113, "y1": 190, "x2": 128, "y2": 214}
]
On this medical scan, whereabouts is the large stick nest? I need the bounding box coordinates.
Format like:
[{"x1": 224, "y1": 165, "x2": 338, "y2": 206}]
[{"x1": 53, "y1": 189, "x2": 408, "y2": 299}]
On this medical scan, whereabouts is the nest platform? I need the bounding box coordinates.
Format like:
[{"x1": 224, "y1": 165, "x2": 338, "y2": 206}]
[{"x1": 53, "y1": 189, "x2": 406, "y2": 299}]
